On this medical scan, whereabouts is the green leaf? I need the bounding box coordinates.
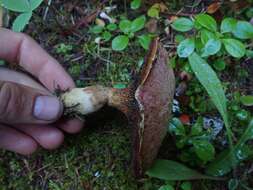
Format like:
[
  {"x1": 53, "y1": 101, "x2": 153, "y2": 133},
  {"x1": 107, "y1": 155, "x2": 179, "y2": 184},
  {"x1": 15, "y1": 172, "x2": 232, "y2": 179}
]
[
  {"x1": 106, "y1": 23, "x2": 117, "y2": 31},
  {"x1": 180, "y1": 182, "x2": 192, "y2": 190},
  {"x1": 188, "y1": 53, "x2": 232, "y2": 151},
  {"x1": 191, "y1": 117, "x2": 203, "y2": 136},
  {"x1": 220, "y1": 18, "x2": 237, "y2": 33},
  {"x1": 206, "y1": 120, "x2": 253, "y2": 176},
  {"x1": 102, "y1": 31, "x2": 112, "y2": 42},
  {"x1": 158, "y1": 185, "x2": 174, "y2": 190},
  {"x1": 130, "y1": 0, "x2": 141, "y2": 10},
  {"x1": 246, "y1": 50, "x2": 253, "y2": 58},
  {"x1": 222, "y1": 39, "x2": 246, "y2": 58},
  {"x1": 240, "y1": 95, "x2": 253, "y2": 106},
  {"x1": 147, "y1": 7, "x2": 159, "y2": 18},
  {"x1": 90, "y1": 25, "x2": 104, "y2": 34},
  {"x1": 12, "y1": 12, "x2": 32, "y2": 32},
  {"x1": 138, "y1": 34, "x2": 152, "y2": 50},
  {"x1": 201, "y1": 39, "x2": 221, "y2": 57},
  {"x1": 113, "y1": 83, "x2": 127, "y2": 89},
  {"x1": 29, "y1": 0, "x2": 43, "y2": 10},
  {"x1": 168, "y1": 118, "x2": 185, "y2": 136},
  {"x1": 195, "y1": 14, "x2": 217, "y2": 31},
  {"x1": 171, "y1": 18, "x2": 194, "y2": 32},
  {"x1": 228, "y1": 179, "x2": 239, "y2": 190},
  {"x1": 2, "y1": 0, "x2": 29, "y2": 12},
  {"x1": 146, "y1": 159, "x2": 220, "y2": 180},
  {"x1": 232, "y1": 21, "x2": 253, "y2": 39},
  {"x1": 200, "y1": 29, "x2": 216, "y2": 44},
  {"x1": 119, "y1": 20, "x2": 132, "y2": 34},
  {"x1": 193, "y1": 140, "x2": 215, "y2": 162},
  {"x1": 112, "y1": 35, "x2": 129, "y2": 51},
  {"x1": 213, "y1": 59, "x2": 226, "y2": 71},
  {"x1": 177, "y1": 38, "x2": 195, "y2": 58},
  {"x1": 131, "y1": 15, "x2": 146, "y2": 33}
]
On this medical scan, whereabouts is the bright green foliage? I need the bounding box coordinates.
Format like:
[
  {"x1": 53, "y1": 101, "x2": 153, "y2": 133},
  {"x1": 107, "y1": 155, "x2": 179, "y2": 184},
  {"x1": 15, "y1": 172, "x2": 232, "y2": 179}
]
[
  {"x1": 131, "y1": 15, "x2": 146, "y2": 32},
  {"x1": 12, "y1": 11, "x2": 32, "y2": 32},
  {"x1": 200, "y1": 29, "x2": 216, "y2": 44},
  {"x1": 112, "y1": 35, "x2": 129, "y2": 51},
  {"x1": 201, "y1": 39, "x2": 221, "y2": 57},
  {"x1": 222, "y1": 39, "x2": 246, "y2": 58},
  {"x1": 106, "y1": 23, "x2": 117, "y2": 31},
  {"x1": 2, "y1": 0, "x2": 43, "y2": 32},
  {"x1": 213, "y1": 59, "x2": 226, "y2": 71},
  {"x1": 220, "y1": 18, "x2": 237, "y2": 33},
  {"x1": 146, "y1": 159, "x2": 219, "y2": 181},
  {"x1": 240, "y1": 96, "x2": 253, "y2": 106},
  {"x1": 119, "y1": 20, "x2": 132, "y2": 34},
  {"x1": 130, "y1": 0, "x2": 141, "y2": 10},
  {"x1": 195, "y1": 14, "x2": 217, "y2": 31},
  {"x1": 90, "y1": 25, "x2": 104, "y2": 34},
  {"x1": 138, "y1": 34, "x2": 152, "y2": 50},
  {"x1": 232, "y1": 21, "x2": 253, "y2": 39},
  {"x1": 171, "y1": 18, "x2": 194, "y2": 32},
  {"x1": 177, "y1": 38, "x2": 195, "y2": 58},
  {"x1": 147, "y1": 4, "x2": 160, "y2": 18},
  {"x1": 192, "y1": 140, "x2": 215, "y2": 162}
]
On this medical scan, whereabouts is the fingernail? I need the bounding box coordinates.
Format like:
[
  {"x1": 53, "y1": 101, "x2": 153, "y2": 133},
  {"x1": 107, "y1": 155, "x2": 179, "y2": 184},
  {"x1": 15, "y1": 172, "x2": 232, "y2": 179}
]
[{"x1": 33, "y1": 96, "x2": 63, "y2": 121}]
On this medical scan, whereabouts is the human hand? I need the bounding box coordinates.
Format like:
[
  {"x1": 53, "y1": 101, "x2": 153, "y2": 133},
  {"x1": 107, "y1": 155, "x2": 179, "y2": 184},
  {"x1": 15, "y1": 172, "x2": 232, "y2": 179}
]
[{"x1": 0, "y1": 28, "x2": 83, "y2": 155}]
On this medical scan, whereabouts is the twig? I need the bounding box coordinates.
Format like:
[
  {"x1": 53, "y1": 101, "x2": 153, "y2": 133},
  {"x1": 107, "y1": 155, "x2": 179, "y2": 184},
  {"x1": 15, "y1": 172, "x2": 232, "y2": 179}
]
[{"x1": 43, "y1": 0, "x2": 52, "y2": 21}]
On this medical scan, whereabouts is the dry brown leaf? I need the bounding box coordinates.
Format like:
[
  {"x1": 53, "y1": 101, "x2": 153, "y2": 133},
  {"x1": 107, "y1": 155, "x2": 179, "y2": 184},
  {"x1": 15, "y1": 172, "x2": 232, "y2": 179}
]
[{"x1": 207, "y1": 2, "x2": 221, "y2": 14}]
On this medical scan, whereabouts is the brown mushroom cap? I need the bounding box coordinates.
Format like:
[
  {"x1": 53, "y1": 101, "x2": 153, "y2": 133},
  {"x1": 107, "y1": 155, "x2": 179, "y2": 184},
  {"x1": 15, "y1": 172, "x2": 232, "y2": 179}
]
[{"x1": 108, "y1": 38, "x2": 175, "y2": 177}]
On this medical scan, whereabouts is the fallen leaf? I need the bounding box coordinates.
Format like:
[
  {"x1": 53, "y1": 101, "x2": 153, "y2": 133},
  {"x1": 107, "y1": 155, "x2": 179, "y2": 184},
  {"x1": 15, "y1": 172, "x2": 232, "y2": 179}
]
[{"x1": 207, "y1": 2, "x2": 221, "y2": 14}]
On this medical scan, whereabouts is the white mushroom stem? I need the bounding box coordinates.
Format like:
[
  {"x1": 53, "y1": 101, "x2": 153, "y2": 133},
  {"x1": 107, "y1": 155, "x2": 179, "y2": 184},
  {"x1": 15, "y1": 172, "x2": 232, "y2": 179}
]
[{"x1": 61, "y1": 86, "x2": 111, "y2": 115}]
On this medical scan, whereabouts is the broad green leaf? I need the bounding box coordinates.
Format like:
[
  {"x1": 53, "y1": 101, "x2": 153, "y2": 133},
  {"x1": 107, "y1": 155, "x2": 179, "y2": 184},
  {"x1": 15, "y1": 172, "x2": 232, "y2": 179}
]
[
  {"x1": 106, "y1": 23, "x2": 117, "y2": 31},
  {"x1": 201, "y1": 39, "x2": 221, "y2": 57},
  {"x1": 195, "y1": 14, "x2": 217, "y2": 31},
  {"x1": 168, "y1": 118, "x2": 185, "y2": 136},
  {"x1": 200, "y1": 29, "x2": 216, "y2": 44},
  {"x1": 112, "y1": 35, "x2": 129, "y2": 51},
  {"x1": 146, "y1": 159, "x2": 220, "y2": 180},
  {"x1": 12, "y1": 12, "x2": 32, "y2": 32},
  {"x1": 177, "y1": 38, "x2": 195, "y2": 58},
  {"x1": 130, "y1": 0, "x2": 141, "y2": 10},
  {"x1": 188, "y1": 53, "x2": 232, "y2": 149},
  {"x1": 159, "y1": 185, "x2": 174, "y2": 190},
  {"x1": 138, "y1": 34, "x2": 152, "y2": 50},
  {"x1": 222, "y1": 39, "x2": 246, "y2": 58},
  {"x1": 220, "y1": 18, "x2": 237, "y2": 33},
  {"x1": 119, "y1": 20, "x2": 132, "y2": 34},
  {"x1": 171, "y1": 18, "x2": 194, "y2": 32},
  {"x1": 193, "y1": 140, "x2": 215, "y2": 162},
  {"x1": 240, "y1": 95, "x2": 253, "y2": 106},
  {"x1": 206, "y1": 120, "x2": 253, "y2": 176},
  {"x1": 29, "y1": 0, "x2": 43, "y2": 10},
  {"x1": 2, "y1": 0, "x2": 29, "y2": 12},
  {"x1": 232, "y1": 21, "x2": 253, "y2": 39},
  {"x1": 131, "y1": 15, "x2": 146, "y2": 32}
]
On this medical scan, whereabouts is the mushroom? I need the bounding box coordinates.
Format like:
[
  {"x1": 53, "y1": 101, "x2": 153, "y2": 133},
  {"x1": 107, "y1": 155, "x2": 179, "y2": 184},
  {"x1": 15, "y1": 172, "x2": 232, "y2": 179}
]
[{"x1": 61, "y1": 38, "x2": 175, "y2": 176}]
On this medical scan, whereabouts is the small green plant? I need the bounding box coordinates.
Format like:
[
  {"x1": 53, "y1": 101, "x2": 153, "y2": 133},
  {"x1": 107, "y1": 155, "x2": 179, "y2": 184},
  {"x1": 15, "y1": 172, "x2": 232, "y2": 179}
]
[
  {"x1": 168, "y1": 13, "x2": 253, "y2": 176},
  {"x1": 90, "y1": 15, "x2": 153, "y2": 51},
  {"x1": 0, "y1": 0, "x2": 43, "y2": 32}
]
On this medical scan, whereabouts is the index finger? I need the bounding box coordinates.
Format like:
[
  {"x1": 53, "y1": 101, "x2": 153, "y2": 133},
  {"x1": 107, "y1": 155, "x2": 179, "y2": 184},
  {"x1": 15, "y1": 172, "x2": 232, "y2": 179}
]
[{"x1": 0, "y1": 28, "x2": 75, "y2": 91}]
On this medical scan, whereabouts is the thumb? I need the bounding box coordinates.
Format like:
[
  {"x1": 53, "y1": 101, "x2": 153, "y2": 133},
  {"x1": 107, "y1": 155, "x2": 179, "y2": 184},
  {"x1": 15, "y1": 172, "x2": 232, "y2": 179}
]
[{"x1": 0, "y1": 81, "x2": 63, "y2": 124}]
